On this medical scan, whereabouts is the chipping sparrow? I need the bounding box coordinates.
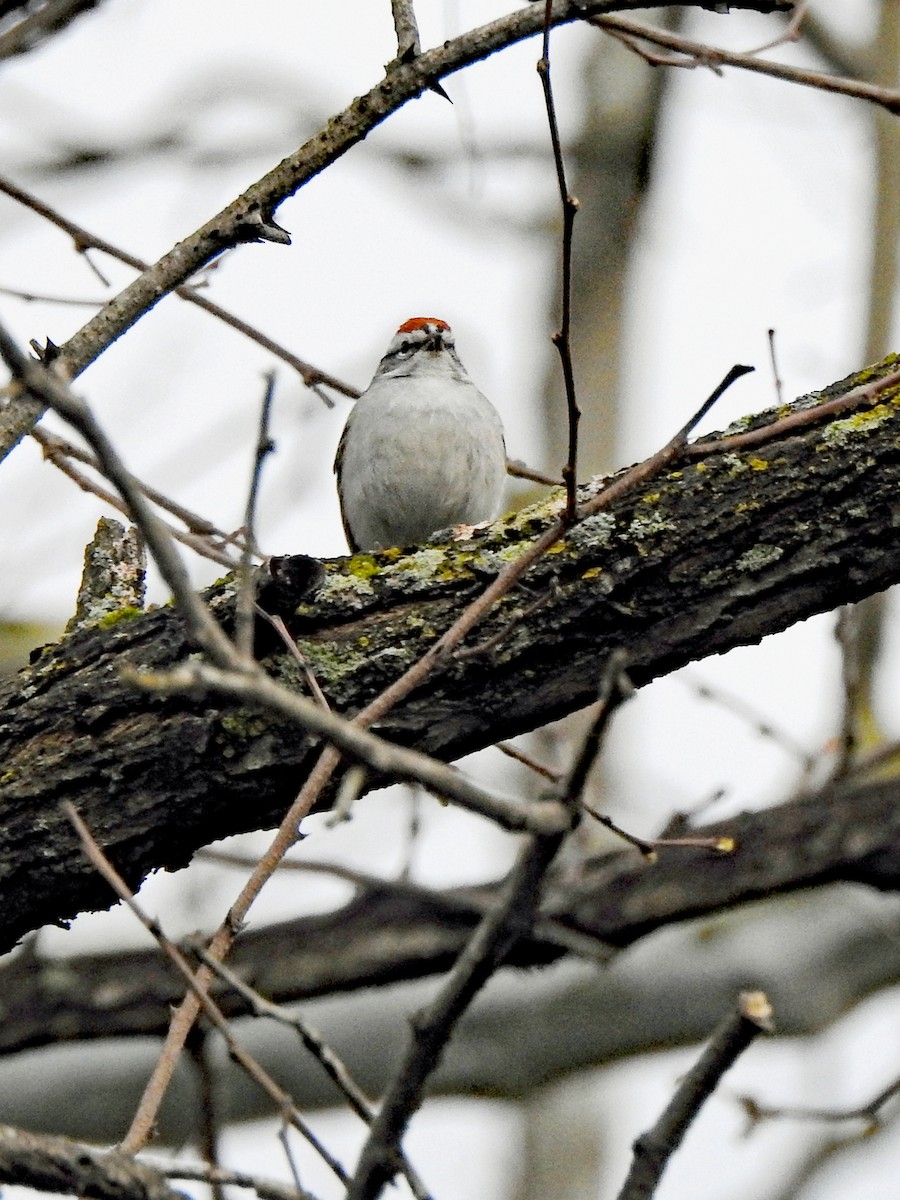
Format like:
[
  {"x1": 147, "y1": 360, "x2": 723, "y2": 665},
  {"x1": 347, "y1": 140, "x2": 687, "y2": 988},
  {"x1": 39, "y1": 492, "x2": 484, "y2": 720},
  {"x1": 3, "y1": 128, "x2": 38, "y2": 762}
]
[{"x1": 335, "y1": 317, "x2": 507, "y2": 552}]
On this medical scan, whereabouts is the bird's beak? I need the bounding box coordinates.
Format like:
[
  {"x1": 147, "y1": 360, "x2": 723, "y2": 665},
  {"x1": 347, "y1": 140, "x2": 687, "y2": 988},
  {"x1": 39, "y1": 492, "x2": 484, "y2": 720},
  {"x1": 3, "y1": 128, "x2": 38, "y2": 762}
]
[{"x1": 424, "y1": 326, "x2": 445, "y2": 352}]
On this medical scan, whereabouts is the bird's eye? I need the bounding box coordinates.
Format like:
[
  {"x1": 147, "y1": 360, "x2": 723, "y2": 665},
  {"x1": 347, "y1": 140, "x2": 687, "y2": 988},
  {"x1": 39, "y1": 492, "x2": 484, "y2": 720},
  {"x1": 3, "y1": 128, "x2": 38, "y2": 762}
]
[{"x1": 395, "y1": 341, "x2": 414, "y2": 357}]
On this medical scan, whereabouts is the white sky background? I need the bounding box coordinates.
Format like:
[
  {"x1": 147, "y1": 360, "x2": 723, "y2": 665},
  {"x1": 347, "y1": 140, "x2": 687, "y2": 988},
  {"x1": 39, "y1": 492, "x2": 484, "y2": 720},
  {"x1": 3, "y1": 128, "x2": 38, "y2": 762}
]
[{"x1": 1, "y1": 2, "x2": 899, "y2": 1199}]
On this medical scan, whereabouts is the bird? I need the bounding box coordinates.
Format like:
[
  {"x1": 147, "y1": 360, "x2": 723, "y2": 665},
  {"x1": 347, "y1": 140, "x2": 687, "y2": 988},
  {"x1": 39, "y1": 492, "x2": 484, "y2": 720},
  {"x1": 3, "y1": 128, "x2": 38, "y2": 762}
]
[{"x1": 334, "y1": 317, "x2": 507, "y2": 553}]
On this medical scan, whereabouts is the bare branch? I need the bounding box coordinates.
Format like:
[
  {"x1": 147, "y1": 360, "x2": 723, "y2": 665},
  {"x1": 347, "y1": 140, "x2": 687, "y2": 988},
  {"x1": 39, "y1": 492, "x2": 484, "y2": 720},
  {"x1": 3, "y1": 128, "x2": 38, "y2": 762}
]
[
  {"x1": 741, "y1": 1073, "x2": 900, "y2": 1133},
  {"x1": 236, "y1": 372, "x2": 276, "y2": 657},
  {"x1": 595, "y1": 14, "x2": 900, "y2": 114},
  {"x1": 0, "y1": 320, "x2": 237, "y2": 664},
  {"x1": 0, "y1": 2, "x2": 790, "y2": 459},
  {"x1": 158, "y1": 1161, "x2": 316, "y2": 1200},
  {"x1": 346, "y1": 659, "x2": 628, "y2": 1199},
  {"x1": 64, "y1": 803, "x2": 348, "y2": 1184},
  {"x1": 617, "y1": 993, "x2": 774, "y2": 1200},
  {"x1": 0, "y1": 1124, "x2": 184, "y2": 1200},
  {"x1": 4, "y1": 352, "x2": 900, "y2": 962},
  {"x1": 0, "y1": 0, "x2": 103, "y2": 60},
  {"x1": 538, "y1": 0, "x2": 581, "y2": 520},
  {"x1": 391, "y1": 0, "x2": 421, "y2": 59}
]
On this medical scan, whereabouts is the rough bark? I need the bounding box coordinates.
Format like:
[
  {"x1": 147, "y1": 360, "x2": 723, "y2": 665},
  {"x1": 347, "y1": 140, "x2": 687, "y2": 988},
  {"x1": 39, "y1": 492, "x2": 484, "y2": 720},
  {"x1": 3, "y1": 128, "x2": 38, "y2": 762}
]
[
  {"x1": 2, "y1": 886, "x2": 896, "y2": 1142},
  {"x1": 2, "y1": 768, "x2": 898, "y2": 1060},
  {"x1": 2, "y1": 356, "x2": 900, "y2": 954}
]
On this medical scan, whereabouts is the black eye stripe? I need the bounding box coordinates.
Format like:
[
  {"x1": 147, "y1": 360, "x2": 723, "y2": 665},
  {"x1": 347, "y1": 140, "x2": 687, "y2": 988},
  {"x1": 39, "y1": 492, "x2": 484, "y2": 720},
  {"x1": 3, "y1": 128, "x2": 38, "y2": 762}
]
[{"x1": 387, "y1": 339, "x2": 419, "y2": 359}]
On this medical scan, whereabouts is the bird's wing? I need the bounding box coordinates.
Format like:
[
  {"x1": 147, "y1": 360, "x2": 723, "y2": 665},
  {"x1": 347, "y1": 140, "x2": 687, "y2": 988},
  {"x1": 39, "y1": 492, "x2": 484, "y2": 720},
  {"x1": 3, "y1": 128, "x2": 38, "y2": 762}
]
[{"x1": 333, "y1": 419, "x2": 361, "y2": 554}]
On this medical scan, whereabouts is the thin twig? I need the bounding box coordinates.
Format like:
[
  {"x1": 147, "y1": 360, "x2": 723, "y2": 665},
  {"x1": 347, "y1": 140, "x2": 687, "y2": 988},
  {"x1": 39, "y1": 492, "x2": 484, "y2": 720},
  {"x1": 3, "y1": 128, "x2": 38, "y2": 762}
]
[
  {"x1": 746, "y1": 0, "x2": 809, "y2": 54},
  {"x1": 184, "y1": 942, "x2": 435, "y2": 1200},
  {"x1": 185, "y1": 1032, "x2": 226, "y2": 1200},
  {"x1": 681, "y1": 672, "x2": 816, "y2": 774},
  {"x1": 767, "y1": 328, "x2": 784, "y2": 406},
  {"x1": 236, "y1": 372, "x2": 276, "y2": 658},
  {"x1": 831, "y1": 605, "x2": 863, "y2": 780},
  {"x1": 325, "y1": 764, "x2": 367, "y2": 826},
  {"x1": 0, "y1": 322, "x2": 239, "y2": 664},
  {"x1": 0, "y1": 173, "x2": 354, "y2": 405},
  {"x1": 617, "y1": 992, "x2": 774, "y2": 1200},
  {"x1": 454, "y1": 579, "x2": 561, "y2": 660},
  {"x1": 594, "y1": 14, "x2": 900, "y2": 115},
  {"x1": 399, "y1": 786, "x2": 423, "y2": 882},
  {"x1": 583, "y1": 802, "x2": 735, "y2": 860},
  {"x1": 740, "y1": 1073, "x2": 900, "y2": 1132},
  {"x1": 153, "y1": 1160, "x2": 318, "y2": 1200},
  {"x1": 346, "y1": 655, "x2": 630, "y2": 1200},
  {"x1": 538, "y1": 0, "x2": 581, "y2": 520},
  {"x1": 496, "y1": 740, "x2": 563, "y2": 784},
  {"x1": 505, "y1": 456, "x2": 560, "y2": 487},
  {"x1": 32, "y1": 426, "x2": 245, "y2": 570},
  {"x1": 578, "y1": 363, "x2": 754, "y2": 520},
  {"x1": 276, "y1": 1125, "x2": 305, "y2": 1199},
  {"x1": 258, "y1": 610, "x2": 332, "y2": 710},
  {"x1": 0, "y1": 282, "x2": 105, "y2": 307},
  {"x1": 62, "y1": 802, "x2": 349, "y2": 1185},
  {"x1": 687, "y1": 363, "x2": 900, "y2": 459}
]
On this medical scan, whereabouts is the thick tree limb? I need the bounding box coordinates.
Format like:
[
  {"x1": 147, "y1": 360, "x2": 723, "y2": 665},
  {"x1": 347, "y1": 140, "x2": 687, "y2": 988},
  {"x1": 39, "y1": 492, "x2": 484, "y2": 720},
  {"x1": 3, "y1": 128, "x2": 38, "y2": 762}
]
[
  {"x1": 1, "y1": 888, "x2": 894, "y2": 1141},
  {"x1": 1, "y1": 355, "x2": 900, "y2": 953},
  {"x1": 2, "y1": 766, "x2": 898, "y2": 1060}
]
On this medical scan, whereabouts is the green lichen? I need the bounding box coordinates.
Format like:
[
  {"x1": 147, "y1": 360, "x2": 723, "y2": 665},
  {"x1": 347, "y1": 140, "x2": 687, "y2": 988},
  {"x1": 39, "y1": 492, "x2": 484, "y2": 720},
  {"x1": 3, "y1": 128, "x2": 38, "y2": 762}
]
[
  {"x1": 736, "y1": 543, "x2": 783, "y2": 572},
  {"x1": 720, "y1": 453, "x2": 748, "y2": 476},
  {"x1": 218, "y1": 711, "x2": 269, "y2": 740},
  {"x1": 819, "y1": 403, "x2": 894, "y2": 448},
  {"x1": 849, "y1": 354, "x2": 898, "y2": 387},
  {"x1": 405, "y1": 614, "x2": 438, "y2": 639},
  {"x1": 628, "y1": 510, "x2": 675, "y2": 543},
  {"x1": 346, "y1": 554, "x2": 381, "y2": 580},
  {"x1": 564, "y1": 512, "x2": 616, "y2": 552},
  {"x1": 310, "y1": 568, "x2": 376, "y2": 608},
  {"x1": 748, "y1": 457, "x2": 769, "y2": 471},
  {"x1": 721, "y1": 413, "x2": 757, "y2": 435},
  {"x1": 390, "y1": 547, "x2": 449, "y2": 577},
  {"x1": 294, "y1": 638, "x2": 371, "y2": 685},
  {"x1": 97, "y1": 605, "x2": 144, "y2": 629}
]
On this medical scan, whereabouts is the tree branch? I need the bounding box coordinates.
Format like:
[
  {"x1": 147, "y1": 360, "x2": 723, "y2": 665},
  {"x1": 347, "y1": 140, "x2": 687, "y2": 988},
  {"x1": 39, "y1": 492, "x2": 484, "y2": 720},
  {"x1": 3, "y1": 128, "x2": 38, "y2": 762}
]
[
  {"x1": 0, "y1": 353, "x2": 898, "y2": 952},
  {"x1": 1, "y1": 763, "x2": 896, "y2": 1066},
  {"x1": 0, "y1": 1, "x2": 790, "y2": 458},
  {"x1": 0, "y1": 1124, "x2": 184, "y2": 1200},
  {"x1": 617, "y1": 992, "x2": 773, "y2": 1200}
]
